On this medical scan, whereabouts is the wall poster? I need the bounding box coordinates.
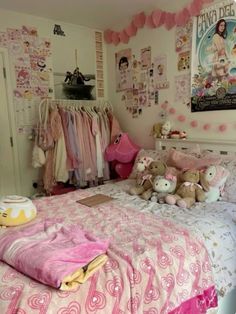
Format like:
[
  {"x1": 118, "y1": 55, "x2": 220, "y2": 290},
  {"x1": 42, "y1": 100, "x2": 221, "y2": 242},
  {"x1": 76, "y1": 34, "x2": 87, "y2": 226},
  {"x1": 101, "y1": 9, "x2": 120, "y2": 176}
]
[
  {"x1": 115, "y1": 48, "x2": 132, "y2": 91},
  {"x1": 191, "y1": 0, "x2": 236, "y2": 112}
]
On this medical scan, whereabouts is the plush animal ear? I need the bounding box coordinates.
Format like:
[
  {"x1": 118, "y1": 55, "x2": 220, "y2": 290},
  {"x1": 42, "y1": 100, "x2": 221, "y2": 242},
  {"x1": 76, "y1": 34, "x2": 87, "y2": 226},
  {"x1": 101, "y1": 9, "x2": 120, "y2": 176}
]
[{"x1": 200, "y1": 172, "x2": 210, "y2": 191}]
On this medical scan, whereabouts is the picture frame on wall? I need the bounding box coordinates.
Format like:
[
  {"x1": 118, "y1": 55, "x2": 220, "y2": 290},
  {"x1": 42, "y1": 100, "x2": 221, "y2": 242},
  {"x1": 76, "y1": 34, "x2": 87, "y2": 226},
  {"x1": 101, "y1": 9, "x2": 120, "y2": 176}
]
[{"x1": 191, "y1": 0, "x2": 236, "y2": 112}]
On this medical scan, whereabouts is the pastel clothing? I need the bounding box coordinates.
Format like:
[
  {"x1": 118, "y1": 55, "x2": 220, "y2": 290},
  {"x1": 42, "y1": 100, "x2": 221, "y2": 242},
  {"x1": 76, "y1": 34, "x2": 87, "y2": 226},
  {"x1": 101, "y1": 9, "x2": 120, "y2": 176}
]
[
  {"x1": 0, "y1": 219, "x2": 109, "y2": 290},
  {"x1": 92, "y1": 116, "x2": 103, "y2": 178}
]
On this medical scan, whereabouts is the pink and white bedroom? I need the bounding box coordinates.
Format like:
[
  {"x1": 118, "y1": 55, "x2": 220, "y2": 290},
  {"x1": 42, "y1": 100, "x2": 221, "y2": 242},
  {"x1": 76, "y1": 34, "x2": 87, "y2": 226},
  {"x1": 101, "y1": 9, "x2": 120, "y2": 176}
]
[{"x1": 0, "y1": 0, "x2": 235, "y2": 313}]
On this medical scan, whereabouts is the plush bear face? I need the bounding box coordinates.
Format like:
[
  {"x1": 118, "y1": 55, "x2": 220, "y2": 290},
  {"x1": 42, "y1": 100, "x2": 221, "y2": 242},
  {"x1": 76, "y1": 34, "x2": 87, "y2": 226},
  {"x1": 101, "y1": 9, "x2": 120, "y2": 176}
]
[
  {"x1": 148, "y1": 161, "x2": 166, "y2": 176},
  {"x1": 181, "y1": 169, "x2": 200, "y2": 183},
  {"x1": 153, "y1": 175, "x2": 177, "y2": 193},
  {"x1": 136, "y1": 157, "x2": 154, "y2": 172}
]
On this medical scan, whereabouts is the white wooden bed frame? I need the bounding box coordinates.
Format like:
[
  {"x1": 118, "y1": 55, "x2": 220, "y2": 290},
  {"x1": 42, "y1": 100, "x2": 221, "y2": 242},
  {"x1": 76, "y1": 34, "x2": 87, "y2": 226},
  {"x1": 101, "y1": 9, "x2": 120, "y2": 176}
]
[
  {"x1": 156, "y1": 138, "x2": 236, "y2": 314},
  {"x1": 155, "y1": 138, "x2": 236, "y2": 155}
]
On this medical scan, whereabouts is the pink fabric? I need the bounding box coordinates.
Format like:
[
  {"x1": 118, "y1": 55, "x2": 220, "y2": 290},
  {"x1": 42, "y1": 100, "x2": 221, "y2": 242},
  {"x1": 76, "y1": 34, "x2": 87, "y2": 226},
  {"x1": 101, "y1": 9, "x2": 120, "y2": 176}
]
[
  {"x1": 0, "y1": 190, "x2": 217, "y2": 313},
  {"x1": 110, "y1": 115, "x2": 122, "y2": 143},
  {"x1": 105, "y1": 133, "x2": 140, "y2": 163},
  {"x1": 59, "y1": 109, "x2": 74, "y2": 170},
  {"x1": 81, "y1": 112, "x2": 97, "y2": 181},
  {"x1": 0, "y1": 220, "x2": 109, "y2": 289},
  {"x1": 167, "y1": 148, "x2": 221, "y2": 170}
]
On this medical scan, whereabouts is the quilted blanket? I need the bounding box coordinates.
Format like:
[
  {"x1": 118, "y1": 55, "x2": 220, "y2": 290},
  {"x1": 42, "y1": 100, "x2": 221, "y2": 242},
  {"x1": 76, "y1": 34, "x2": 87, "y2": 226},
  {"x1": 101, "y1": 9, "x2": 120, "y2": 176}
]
[{"x1": 0, "y1": 190, "x2": 217, "y2": 314}]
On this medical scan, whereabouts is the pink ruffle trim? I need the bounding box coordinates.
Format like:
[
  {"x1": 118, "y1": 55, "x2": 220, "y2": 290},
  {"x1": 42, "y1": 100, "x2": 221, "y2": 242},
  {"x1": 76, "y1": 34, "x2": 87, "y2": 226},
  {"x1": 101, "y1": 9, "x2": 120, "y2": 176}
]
[{"x1": 170, "y1": 286, "x2": 218, "y2": 314}]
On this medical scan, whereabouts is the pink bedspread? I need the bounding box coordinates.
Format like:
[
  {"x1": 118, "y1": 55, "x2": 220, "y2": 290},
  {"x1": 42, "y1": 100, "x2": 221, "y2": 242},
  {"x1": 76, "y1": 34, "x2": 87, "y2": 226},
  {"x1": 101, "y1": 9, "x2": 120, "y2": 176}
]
[
  {"x1": 0, "y1": 190, "x2": 217, "y2": 314},
  {"x1": 0, "y1": 220, "x2": 109, "y2": 289}
]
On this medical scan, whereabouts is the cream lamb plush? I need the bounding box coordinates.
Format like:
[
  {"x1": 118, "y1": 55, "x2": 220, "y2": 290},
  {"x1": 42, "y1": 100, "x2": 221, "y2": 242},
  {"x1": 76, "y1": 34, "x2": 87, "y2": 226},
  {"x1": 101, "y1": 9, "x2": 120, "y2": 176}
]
[
  {"x1": 151, "y1": 174, "x2": 177, "y2": 203},
  {"x1": 200, "y1": 165, "x2": 230, "y2": 202}
]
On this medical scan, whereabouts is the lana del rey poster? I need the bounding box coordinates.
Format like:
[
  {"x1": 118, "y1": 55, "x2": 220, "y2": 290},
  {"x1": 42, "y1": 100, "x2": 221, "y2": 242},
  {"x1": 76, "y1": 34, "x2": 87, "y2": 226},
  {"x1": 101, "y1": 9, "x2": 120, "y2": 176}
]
[{"x1": 191, "y1": 0, "x2": 236, "y2": 112}]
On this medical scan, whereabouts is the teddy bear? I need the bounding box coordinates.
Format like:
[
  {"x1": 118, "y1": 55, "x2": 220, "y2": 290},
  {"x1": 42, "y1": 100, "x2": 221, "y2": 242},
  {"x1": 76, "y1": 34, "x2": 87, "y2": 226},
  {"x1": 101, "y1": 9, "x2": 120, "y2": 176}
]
[
  {"x1": 200, "y1": 165, "x2": 230, "y2": 202},
  {"x1": 165, "y1": 169, "x2": 206, "y2": 208},
  {"x1": 150, "y1": 123, "x2": 162, "y2": 138},
  {"x1": 161, "y1": 120, "x2": 171, "y2": 139},
  {"x1": 150, "y1": 174, "x2": 177, "y2": 203},
  {"x1": 129, "y1": 160, "x2": 167, "y2": 199}
]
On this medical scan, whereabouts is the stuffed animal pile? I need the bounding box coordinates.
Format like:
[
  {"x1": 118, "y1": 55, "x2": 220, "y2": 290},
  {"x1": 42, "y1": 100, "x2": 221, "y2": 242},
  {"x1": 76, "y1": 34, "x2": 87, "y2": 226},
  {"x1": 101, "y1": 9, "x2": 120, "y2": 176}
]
[{"x1": 129, "y1": 155, "x2": 230, "y2": 208}]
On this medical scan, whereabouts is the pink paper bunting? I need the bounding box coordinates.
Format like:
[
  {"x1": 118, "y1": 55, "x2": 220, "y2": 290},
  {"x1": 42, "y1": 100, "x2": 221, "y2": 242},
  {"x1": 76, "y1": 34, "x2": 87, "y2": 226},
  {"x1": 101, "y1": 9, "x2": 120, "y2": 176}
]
[
  {"x1": 119, "y1": 30, "x2": 129, "y2": 44},
  {"x1": 164, "y1": 12, "x2": 176, "y2": 30},
  {"x1": 104, "y1": 29, "x2": 113, "y2": 44},
  {"x1": 105, "y1": 0, "x2": 206, "y2": 45},
  {"x1": 112, "y1": 32, "x2": 120, "y2": 46},
  {"x1": 125, "y1": 22, "x2": 137, "y2": 37},
  {"x1": 133, "y1": 12, "x2": 146, "y2": 28},
  {"x1": 146, "y1": 14, "x2": 156, "y2": 28}
]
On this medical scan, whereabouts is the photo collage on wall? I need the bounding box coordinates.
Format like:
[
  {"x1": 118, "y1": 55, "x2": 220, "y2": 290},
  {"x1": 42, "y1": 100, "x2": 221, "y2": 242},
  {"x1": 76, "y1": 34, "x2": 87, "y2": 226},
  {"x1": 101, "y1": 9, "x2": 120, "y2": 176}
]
[
  {"x1": 116, "y1": 47, "x2": 169, "y2": 118},
  {"x1": 174, "y1": 19, "x2": 192, "y2": 106},
  {"x1": 0, "y1": 25, "x2": 53, "y2": 132},
  {"x1": 191, "y1": 0, "x2": 236, "y2": 112}
]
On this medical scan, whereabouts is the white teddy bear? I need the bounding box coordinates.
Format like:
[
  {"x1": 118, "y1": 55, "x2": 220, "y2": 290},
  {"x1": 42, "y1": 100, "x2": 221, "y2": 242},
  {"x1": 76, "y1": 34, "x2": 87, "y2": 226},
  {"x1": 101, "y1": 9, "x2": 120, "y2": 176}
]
[
  {"x1": 200, "y1": 165, "x2": 230, "y2": 202},
  {"x1": 151, "y1": 174, "x2": 177, "y2": 203},
  {"x1": 161, "y1": 120, "x2": 171, "y2": 139}
]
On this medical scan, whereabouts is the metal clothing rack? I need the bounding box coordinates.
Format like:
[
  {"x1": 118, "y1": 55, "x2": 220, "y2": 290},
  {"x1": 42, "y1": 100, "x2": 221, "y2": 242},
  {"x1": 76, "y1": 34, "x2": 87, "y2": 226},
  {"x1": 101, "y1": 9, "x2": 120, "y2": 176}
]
[{"x1": 42, "y1": 98, "x2": 113, "y2": 111}]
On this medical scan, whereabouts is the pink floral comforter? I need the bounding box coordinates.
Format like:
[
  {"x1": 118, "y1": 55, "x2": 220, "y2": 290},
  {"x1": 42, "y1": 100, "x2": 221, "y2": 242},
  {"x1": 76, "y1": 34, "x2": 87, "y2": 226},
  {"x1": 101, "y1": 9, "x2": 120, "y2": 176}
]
[{"x1": 0, "y1": 190, "x2": 217, "y2": 314}]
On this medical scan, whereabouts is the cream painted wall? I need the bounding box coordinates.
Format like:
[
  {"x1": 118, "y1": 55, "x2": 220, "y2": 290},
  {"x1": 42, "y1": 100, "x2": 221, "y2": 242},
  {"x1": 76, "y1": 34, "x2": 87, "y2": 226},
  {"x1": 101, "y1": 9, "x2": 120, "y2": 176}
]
[
  {"x1": 106, "y1": 14, "x2": 236, "y2": 149},
  {"x1": 0, "y1": 8, "x2": 105, "y2": 196}
]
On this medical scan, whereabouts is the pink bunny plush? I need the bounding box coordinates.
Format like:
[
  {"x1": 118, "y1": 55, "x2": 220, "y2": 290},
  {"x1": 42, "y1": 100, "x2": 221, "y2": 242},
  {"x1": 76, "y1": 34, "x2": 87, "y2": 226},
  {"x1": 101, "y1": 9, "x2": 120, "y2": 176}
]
[{"x1": 200, "y1": 165, "x2": 230, "y2": 202}]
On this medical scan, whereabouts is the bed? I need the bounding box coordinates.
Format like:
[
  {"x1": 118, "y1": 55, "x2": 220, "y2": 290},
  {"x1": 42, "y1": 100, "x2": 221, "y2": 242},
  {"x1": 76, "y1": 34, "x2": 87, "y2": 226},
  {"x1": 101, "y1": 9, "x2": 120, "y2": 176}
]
[{"x1": 0, "y1": 138, "x2": 235, "y2": 314}]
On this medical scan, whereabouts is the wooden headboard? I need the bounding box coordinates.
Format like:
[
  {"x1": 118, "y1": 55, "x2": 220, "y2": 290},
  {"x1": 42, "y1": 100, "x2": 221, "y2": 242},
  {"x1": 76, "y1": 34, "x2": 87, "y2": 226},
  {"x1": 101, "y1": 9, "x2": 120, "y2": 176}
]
[{"x1": 155, "y1": 138, "x2": 236, "y2": 156}]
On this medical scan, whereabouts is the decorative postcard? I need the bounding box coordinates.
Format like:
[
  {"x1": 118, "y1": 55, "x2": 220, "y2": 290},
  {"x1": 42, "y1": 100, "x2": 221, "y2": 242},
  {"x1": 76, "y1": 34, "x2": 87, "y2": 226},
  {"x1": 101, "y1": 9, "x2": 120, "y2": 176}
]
[
  {"x1": 141, "y1": 46, "x2": 151, "y2": 70},
  {"x1": 115, "y1": 48, "x2": 132, "y2": 91},
  {"x1": 191, "y1": 0, "x2": 236, "y2": 111},
  {"x1": 154, "y1": 54, "x2": 169, "y2": 89},
  {"x1": 175, "y1": 73, "x2": 191, "y2": 102},
  {"x1": 15, "y1": 65, "x2": 31, "y2": 88},
  {"x1": 175, "y1": 19, "x2": 193, "y2": 53},
  {"x1": 177, "y1": 51, "x2": 190, "y2": 71}
]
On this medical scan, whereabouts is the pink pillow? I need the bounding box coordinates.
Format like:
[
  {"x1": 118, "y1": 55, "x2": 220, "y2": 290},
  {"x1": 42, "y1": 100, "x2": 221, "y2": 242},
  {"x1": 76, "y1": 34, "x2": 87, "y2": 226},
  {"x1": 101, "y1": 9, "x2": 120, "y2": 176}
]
[{"x1": 166, "y1": 148, "x2": 222, "y2": 170}]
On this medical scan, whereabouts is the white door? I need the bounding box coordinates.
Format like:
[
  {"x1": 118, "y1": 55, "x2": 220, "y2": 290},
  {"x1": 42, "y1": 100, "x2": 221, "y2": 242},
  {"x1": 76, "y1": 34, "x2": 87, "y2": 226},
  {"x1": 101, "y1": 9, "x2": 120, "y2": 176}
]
[{"x1": 0, "y1": 52, "x2": 17, "y2": 195}]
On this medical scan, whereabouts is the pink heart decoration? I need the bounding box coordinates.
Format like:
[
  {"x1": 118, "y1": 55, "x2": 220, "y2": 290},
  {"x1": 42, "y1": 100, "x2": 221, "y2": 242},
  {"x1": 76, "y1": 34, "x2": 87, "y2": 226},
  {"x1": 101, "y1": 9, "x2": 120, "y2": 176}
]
[
  {"x1": 104, "y1": 29, "x2": 113, "y2": 44},
  {"x1": 182, "y1": 8, "x2": 190, "y2": 25},
  {"x1": 111, "y1": 32, "x2": 120, "y2": 46},
  {"x1": 164, "y1": 12, "x2": 176, "y2": 30},
  {"x1": 146, "y1": 14, "x2": 156, "y2": 28},
  {"x1": 133, "y1": 12, "x2": 146, "y2": 28},
  {"x1": 152, "y1": 9, "x2": 162, "y2": 27},
  {"x1": 125, "y1": 22, "x2": 137, "y2": 37},
  {"x1": 119, "y1": 30, "x2": 129, "y2": 44},
  {"x1": 115, "y1": 162, "x2": 133, "y2": 179},
  {"x1": 57, "y1": 301, "x2": 81, "y2": 314},
  {"x1": 175, "y1": 10, "x2": 185, "y2": 26},
  {"x1": 189, "y1": 0, "x2": 202, "y2": 16},
  {"x1": 28, "y1": 291, "x2": 52, "y2": 312}
]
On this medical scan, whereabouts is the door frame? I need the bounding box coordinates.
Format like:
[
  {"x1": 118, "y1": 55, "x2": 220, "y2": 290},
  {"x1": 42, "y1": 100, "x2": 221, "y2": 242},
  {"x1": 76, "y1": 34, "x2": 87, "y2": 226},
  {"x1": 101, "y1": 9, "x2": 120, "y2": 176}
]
[{"x1": 0, "y1": 47, "x2": 21, "y2": 194}]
